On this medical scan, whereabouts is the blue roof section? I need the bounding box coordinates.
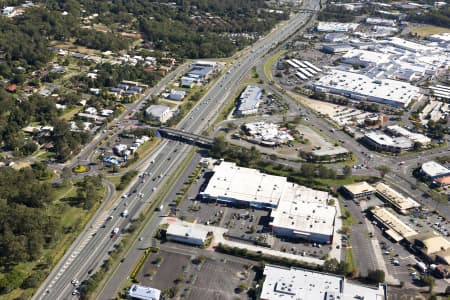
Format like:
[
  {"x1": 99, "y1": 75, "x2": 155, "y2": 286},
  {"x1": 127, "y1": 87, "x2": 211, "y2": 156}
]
[{"x1": 186, "y1": 66, "x2": 213, "y2": 78}]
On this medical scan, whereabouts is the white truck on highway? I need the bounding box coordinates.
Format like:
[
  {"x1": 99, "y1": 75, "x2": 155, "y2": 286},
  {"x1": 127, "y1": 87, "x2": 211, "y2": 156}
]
[
  {"x1": 111, "y1": 227, "x2": 120, "y2": 238},
  {"x1": 121, "y1": 209, "x2": 129, "y2": 217}
]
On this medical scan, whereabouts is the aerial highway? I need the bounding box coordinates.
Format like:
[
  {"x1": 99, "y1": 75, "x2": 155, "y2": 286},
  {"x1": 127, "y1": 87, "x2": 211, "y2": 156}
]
[{"x1": 34, "y1": 0, "x2": 322, "y2": 299}]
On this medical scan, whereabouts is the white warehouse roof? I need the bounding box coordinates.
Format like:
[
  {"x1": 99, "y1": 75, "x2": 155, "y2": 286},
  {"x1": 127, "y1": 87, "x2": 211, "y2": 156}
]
[
  {"x1": 388, "y1": 37, "x2": 432, "y2": 53},
  {"x1": 270, "y1": 184, "x2": 335, "y2": 238},
  {"x1": 364, "y1": 132, "x2": 413, "y2": 150},
  {"x1": 201, "y1": 161, "x2": 286, "y2": 207},
  {"x1": 145, "y1": 104, "x2": 170, "y2": 117},
  {"x1": 387, "y1": 125, "x2": 431, "y2": 144},
  {"x1": 317, "y1": 22, "x2": 359, "y2": 32},
  {"x1": 127, "y1": 284, "x2": 161, "y2": 300},
  {"x1": 422, "y1": 161, "x2": 450, "y2": 178},
  {"x1": 312, "y1": 69, "x2": 420, "y2": 108},
  {"x1": 236, "y1": 85, "x2": 263, "y2": 115},
  {"x1": 166, "y1": 222, "x2": 208, "y2": 241},
  {"x1": 341, "y1": 49, "x2": 391, "y2": 66},
  {"x1": 260, "y1": 265, "x2": 387, "y2": 300}
]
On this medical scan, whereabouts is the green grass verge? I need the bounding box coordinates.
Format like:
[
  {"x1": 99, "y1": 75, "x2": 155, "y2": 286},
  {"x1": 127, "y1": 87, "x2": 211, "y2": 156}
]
[
  {"x1": 410, "y1": 25, "x2": 450, "y2": 37},
  {"x1": 263, "y1": 49, "x2": 286, "y2": 82},
  {"x1": 107, "y1": 175, "x2": 122, "y2": 187},
  {"x1": 345, "y1": 248, "x2": 357, "y2": 276}
]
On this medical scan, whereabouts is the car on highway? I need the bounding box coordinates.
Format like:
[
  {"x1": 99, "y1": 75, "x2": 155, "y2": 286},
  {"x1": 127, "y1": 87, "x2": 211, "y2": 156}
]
[
  {"x1": 111, "y1": 227, "x2": 120, "y2": 238},
  {"x1": 72, "y1": 289, "x2": 80, "y2": 295}
]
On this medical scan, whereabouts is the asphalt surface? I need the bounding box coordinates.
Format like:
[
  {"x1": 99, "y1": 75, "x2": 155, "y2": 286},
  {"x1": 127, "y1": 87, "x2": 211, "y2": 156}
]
[{"x1": 34, "y1": 1, "x2": 322, "y2": 299}]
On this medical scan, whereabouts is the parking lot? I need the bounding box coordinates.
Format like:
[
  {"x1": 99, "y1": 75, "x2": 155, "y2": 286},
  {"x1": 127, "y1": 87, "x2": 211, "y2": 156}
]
[
  {"x1": 258, "y1": 93, "x2": 288, "y2": 115},
  {"x1": 348, "y1": 196, "x2": 450, "y2": 290},
  {"x1": 397, "y1": 207, "x2": 450, "y2": 238},
  {"x1": 136, "y1": 246, "x2": 257, "y2": 300}
]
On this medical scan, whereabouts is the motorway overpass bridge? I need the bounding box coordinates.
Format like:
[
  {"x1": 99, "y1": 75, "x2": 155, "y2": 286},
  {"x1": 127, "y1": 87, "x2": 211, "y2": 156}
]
[{"x1": 157, "y1": 127, "x2": 214, "y2": 148}]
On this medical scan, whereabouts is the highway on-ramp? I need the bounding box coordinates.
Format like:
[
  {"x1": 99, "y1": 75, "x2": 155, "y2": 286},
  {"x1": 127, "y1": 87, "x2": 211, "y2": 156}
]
[{"x1": 34, "y1": 1, "x2": 321, "y2": 299}]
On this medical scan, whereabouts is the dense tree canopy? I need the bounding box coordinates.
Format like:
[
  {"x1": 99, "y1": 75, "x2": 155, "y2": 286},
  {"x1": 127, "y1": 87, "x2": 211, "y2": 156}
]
[{"x1": 0, "y1": 166, "x2": 55, "y2": 276}]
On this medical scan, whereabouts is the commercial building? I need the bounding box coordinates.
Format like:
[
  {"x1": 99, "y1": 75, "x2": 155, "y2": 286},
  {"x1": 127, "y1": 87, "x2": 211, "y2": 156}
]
[
  {"x1": 260, "y1": 265, "x2": 387, "y2": 300},
  {"x1": 242, "y1": 122, "x2": 294, "y2": 146},
  {"x1": 186, "y1": 61, "x2": 215, "y2": 79},
  {"x1": 366, "y1": 17, "x2": 396, "y2": 27},
  {"x1": 167, "y1": 89, "x2": 186, "y2": 101},
  {"x1": 77, "y1": 113, "x2": 106, "y2": 123},
  {"x1": 428, "y1": 33, "x2": 450, "y2": 44},
  {"x1": 179, "y1": 61, "x2": 217, "y2": 87},
  {"x1": 145, "y1": 105, "x2": 172, "y2": 123},
  {"x1": 341, "y1": 49, "x2": 391, "y2": 67},
  {"x1": 310, "y1": 70, "x2": 421, "y2": 108},
  {"x1": 270, "y1": 184, "x2": 336, "y2": 243},
  {"x1": 386, "y1": 125, "x2": 431, "y2": 145},
  {"x1": 200, "y1": 161, "x2": 336, "y2": 243},
  {"x1": 375, "y1": 182, "x2": 420, "y2": 214},
  {"x1": 235, "y1": 85, "x2": 263, "y2": 115},
  {"x1": 185, "y1": 66, "x2": 213, "y2": 80},
  {"x1": 370, "y1": 206, "x2": 417, "y2": 242},
  {"x1": 421, "y1": 161, "x2": 450, "y2": 186},
  {"x1": 322, "y1": 33, "x2": 348, "y2": 43},
  {"x1": 362, "y1": 126, "x2": 430, "y2": 153},
  {"x1": 127, "y1": 284, "x2": 161, "y2": 300},
  {"x1": 430, "y1": 85, "x2": 450, "y2": 101},
  {"x1": 387, "y1": 37, "x2": 431, "y2": 53},
  {"x1": 180, "y1": 77, "x2": 196, "y2": 88},
  {"x1": 407, "y1": 232, "x2": 450, "y2": 265},
  {"x1": 306, "y1": 146, "x2": 352, "y2": 162},
  {"x1": 362, "y1": 131, "x2": 413, "y2": 153},
  {"x1": 200, "y1": 161, "x2": 287, "y2": 209},
  {"x1": 166, "y1": 222, "x2": 209, "y2": 246},
  {"x1": 113, "y1": 144, "x2": 128, "y2": 157},
  {"x1": 342, "y1": 181, "x2": 376, "y2": 199},
  {"x1": 321, "y1": 44, "x2": 354, "y2": 54},
  {"x1": 316, "y1": 22, "x2": 359, "y2": 32}
]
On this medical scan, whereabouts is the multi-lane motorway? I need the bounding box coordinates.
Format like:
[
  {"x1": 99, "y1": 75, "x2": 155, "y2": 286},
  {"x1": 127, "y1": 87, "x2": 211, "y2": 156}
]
[{"x1": 34, "y1": 1, "x2": 321, "y2": 299}]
